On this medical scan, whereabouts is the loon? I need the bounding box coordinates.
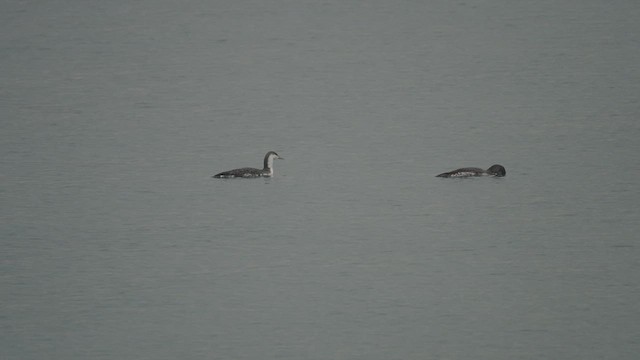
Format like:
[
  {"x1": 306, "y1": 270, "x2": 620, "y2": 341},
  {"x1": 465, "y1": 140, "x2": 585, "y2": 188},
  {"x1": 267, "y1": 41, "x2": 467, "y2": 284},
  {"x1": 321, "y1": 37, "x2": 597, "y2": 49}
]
[
  {"x1": 436, "y1": 164, "x2": 506, "y2": 178},
  {"x1": 213, "y1": 151, "x2": 283, "y2": 178}
]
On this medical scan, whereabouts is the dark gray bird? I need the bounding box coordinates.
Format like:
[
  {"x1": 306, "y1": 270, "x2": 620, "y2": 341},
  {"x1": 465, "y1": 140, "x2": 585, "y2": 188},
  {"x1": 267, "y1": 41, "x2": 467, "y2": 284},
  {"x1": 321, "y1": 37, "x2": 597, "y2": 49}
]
[
  {"x1": 213, "y1": 151, "x2": 283, "y2": 178},
  {"x1": 436, "y1": 164, "x2": 506, "y2": 178}
]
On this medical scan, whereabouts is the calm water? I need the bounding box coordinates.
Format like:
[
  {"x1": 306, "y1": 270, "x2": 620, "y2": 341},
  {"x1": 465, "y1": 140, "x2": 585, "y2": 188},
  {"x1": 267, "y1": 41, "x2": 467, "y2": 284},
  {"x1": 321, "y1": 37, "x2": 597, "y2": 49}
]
[{"x1": 2, "y1": 1, "x2": 639, "y2": 359}]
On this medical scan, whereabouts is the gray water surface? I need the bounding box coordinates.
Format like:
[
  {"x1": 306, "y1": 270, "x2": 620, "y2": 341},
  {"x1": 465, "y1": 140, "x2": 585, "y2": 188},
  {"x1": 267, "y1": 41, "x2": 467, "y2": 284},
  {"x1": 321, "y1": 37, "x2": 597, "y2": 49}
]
[{"x1": 2, "y1": 1, "x2": 639, "y2": 359}]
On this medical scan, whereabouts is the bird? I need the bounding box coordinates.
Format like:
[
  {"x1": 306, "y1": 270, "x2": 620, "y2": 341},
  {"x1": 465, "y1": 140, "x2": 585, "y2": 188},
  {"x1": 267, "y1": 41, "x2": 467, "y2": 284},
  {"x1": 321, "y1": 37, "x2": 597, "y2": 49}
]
[
  {"x1": 213, "y1": 151, "x2": 283, "y2": 178},
  {"x1": 436, "y1": 164, "x2": 506, "y2": 178}
]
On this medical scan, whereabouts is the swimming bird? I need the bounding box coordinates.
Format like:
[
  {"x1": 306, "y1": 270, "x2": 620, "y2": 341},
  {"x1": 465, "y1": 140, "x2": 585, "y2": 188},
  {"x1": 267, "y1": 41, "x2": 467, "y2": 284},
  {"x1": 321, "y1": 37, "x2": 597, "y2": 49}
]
[
  {"x1": 213, "y1": 151, "x2": 283, "y2": 178},
  {"x1": 436, "y1": 164, "x2": 506, "y2": 178}
]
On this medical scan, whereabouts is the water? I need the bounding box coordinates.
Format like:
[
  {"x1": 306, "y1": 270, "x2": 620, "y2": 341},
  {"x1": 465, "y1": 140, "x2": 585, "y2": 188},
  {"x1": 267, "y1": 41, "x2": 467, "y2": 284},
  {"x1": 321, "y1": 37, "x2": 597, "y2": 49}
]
[{"x1": 2, "y1": 1, "x2": 639, "y2": 359}]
